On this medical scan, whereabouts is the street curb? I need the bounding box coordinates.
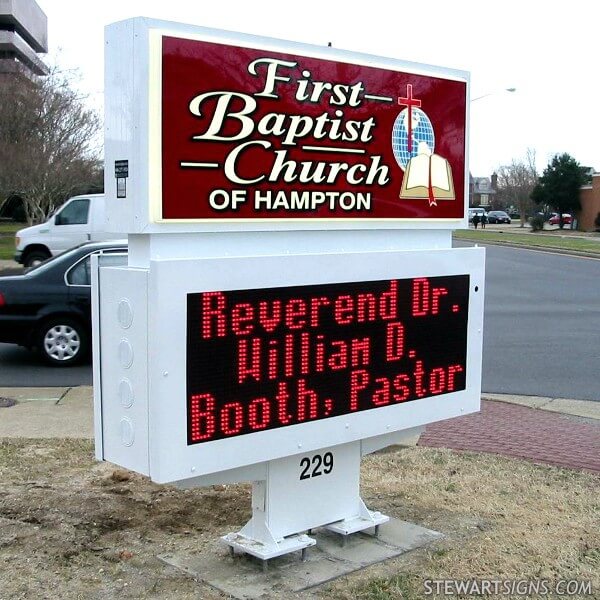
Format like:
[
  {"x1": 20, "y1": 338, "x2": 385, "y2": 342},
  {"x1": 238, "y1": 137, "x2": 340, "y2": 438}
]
[
  {"x1": 482, "y1": 393, "x2": 600, "y2": 421},
  {"x1": 454, "y1": 237, "x2": 600, "y2": 259}
]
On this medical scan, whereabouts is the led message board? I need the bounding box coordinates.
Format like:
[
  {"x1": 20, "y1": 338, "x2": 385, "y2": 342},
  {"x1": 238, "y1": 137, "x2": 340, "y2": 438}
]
[
  {"x1": 156, "y1": 34, "x2": 467, "y2": 222},
  {"x1": 187, "y1": 275, "x2": 468, "y2": 444}
]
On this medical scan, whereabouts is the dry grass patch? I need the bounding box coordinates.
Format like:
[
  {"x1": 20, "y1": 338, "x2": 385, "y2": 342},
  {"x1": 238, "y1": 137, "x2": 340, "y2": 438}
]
[
  {"x1": 0, "y1": 439, "x2": 598, "y2": 599},
  {"x1": 329, "y1": 447, "x2": 599, "y2": 599}
]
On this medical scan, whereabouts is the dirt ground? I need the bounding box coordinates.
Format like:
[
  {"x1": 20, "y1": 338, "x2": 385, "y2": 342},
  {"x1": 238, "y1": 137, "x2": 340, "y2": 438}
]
[{"x1": 0, "y1": 439, "x2": 598, "y2": 600}]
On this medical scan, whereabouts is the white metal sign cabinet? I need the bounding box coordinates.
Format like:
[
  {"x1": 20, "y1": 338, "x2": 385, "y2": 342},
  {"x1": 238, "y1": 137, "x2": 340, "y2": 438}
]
[{"x1": 94, "y1": 17, "x2": 483, "y2": 563}]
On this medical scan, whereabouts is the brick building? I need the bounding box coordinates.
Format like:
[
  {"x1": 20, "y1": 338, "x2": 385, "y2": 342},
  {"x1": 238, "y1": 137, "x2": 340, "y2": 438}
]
[{"x1": 577, "y1": 174, "x2": 600, "y2": 231}]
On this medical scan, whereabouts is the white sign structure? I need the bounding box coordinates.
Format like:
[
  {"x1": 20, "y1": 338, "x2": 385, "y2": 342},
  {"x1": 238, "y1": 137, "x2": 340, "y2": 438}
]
[{"x1": 94, "y1": 17, "x2": 483, "y2": 562}]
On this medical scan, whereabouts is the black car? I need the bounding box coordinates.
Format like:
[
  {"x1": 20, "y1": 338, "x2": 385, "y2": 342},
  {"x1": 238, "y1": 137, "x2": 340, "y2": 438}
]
[
  {"x1": 0, "y1": 241, "x2": 127, "y2": 366},
  {"x1": 486, "y1": 210, "x2": 511, "y2": 224}
]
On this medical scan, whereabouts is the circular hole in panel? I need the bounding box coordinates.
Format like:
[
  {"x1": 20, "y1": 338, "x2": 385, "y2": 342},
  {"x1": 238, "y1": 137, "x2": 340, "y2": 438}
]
[
  {"x1": 120, "y1": 417, "x2": 135, "y2": 447},
  {"x1": 119, "y1": 339, "x2": 134, "y2": 369},
  {"x1": 118, "y1": 299, "x2": 134, "y2": 329},
  {"x1": 119, "y1": 378, "x2": 134, "y2": 408}
]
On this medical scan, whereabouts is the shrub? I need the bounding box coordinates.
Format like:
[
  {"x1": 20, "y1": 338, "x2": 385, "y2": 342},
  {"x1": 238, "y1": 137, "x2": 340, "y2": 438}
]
[
  {"x1": 594, "y1": 212, "x2": 600, "y2": 232},
  {"x1": 529, "y1": 214, "x2": 545, "y2": 231}
]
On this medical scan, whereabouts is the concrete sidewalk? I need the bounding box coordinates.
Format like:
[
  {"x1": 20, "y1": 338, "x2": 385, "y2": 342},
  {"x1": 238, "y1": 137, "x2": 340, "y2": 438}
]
[
  {"x1": 0, "y1": 259, "x2": 22, "y2": 272},
  {"x1": 0, "y1": 387, "x2": 599, "y2": 475},
  {"x1": 1, "y1": 387, "x2": 599, "y2": 440},
  {"x1": 0, "y1": 386, "x2": 94, "y2": 438}
]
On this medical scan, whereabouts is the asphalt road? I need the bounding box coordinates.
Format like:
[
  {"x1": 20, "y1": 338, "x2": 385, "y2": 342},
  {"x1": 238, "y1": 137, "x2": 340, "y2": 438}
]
[
  {"x1": 1, "y1": 244, "x2": 599, "y2": 401},
  {"x1": 475, "y1": 243, "x2": 600, "y2": 401},
  {"x1": 0, "y1": 343, "x2": 93, "y2": 386}
]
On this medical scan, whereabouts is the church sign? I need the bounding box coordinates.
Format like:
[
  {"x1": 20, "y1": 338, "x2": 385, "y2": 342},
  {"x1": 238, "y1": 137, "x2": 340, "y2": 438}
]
[
  {"x1": 154, "y1": 34, "x2": 467, "y2": 222},
  {"x1": 98, "y1": 18, "x2": 481, "y2": 564}
]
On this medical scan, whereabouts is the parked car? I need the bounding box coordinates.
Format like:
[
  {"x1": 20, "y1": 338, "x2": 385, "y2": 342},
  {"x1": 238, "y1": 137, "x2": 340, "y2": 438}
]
[
  {"x1": 548, "y1": 213, "x2": 573, "y2": 226},
  {"x1": 14, "y1": 194, "x2": 121, "y2": 268},
  {"x1": 0, "y1": 241, "x2": 126, "y2": 366},
  {"x1": 486, "y1": 210, "x2": 511, "y2": 224}
]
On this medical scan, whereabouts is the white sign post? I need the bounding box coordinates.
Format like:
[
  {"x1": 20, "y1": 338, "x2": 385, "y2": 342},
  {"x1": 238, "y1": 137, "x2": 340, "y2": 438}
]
[{"x1": 94, "y1": 17, "x2": 483, "y2": 565}]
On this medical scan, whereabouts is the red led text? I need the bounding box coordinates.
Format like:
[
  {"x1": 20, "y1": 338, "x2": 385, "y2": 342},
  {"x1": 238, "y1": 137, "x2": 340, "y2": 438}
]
[{"x1": 187, "y1": 275, "x2": 469, "y2": 444}]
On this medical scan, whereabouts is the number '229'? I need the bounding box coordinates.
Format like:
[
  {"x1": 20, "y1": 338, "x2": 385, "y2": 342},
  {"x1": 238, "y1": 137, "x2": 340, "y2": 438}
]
[{"x1": 299, "y1": 452, "x2": 334, "y2": 480}]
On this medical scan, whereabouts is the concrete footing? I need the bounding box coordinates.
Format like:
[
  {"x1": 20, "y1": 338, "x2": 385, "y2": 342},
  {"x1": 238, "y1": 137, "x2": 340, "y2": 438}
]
[{"x1": 159, "y1": 518, "x2": 442, "y2": 599}]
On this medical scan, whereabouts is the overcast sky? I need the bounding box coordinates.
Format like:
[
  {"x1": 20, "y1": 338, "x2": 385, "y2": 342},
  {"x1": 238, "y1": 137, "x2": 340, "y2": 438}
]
[{"x1": 37, "y1": 0, "x2": 598, "y2": 177}]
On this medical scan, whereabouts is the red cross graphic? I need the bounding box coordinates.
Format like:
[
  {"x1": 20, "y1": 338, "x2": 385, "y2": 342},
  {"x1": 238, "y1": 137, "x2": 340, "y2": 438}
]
[{"x1": 398, "y1": 84, "x2": 422, "y2": 153}]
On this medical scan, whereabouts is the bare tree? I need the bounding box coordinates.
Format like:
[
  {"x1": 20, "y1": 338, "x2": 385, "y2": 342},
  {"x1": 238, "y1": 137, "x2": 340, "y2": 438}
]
[
  {"x1": 0, "y1": 69, "x2": 101, "y2": 224},
  {"x1": 495, "y1": 149, "x2": 538, "y2": 227}
]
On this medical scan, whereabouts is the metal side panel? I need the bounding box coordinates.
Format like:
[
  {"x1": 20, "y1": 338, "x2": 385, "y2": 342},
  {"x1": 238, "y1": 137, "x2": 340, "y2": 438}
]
[
  {"x1": 98, "y1": 266, "x2": 149, "y2": 474},
  {"x1": 92, "y1": 252, "x2": 128, "y2": 460}
]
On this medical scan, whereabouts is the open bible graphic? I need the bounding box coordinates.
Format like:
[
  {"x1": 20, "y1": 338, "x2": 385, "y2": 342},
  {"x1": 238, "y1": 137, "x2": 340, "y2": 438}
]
[{"x1": 399, "y1": 142, "x2": 455, "y2": 207}]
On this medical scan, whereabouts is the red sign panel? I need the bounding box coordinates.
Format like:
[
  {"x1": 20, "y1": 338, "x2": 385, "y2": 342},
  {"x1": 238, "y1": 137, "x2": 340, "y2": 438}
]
[
  {"x1": 161, "y1": 36, "x2": 467, "y2": 221},
  {"x1": 187, "y1": 275, "x2": 469, "y2": 444}
]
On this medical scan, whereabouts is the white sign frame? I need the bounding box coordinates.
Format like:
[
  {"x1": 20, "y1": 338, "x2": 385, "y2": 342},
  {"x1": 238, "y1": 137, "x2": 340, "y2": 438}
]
[{"x1": 103, "y1": 246, "x2": 485, "y2": 484}]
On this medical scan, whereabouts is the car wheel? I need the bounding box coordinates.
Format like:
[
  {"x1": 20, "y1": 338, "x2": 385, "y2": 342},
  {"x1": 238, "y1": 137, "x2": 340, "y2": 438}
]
[
  {"x1": 37, "y1": 318, "x2": 88, "y2": 366},
  {"x1": 24, "y1": 250, "x2": 51, "y2": 268}
]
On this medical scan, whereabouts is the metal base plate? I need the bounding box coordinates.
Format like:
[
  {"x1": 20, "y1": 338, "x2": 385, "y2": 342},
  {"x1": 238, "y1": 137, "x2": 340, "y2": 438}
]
[
  {"x1": 324, "y1": 511, "x2": 389, "y2": 536},
  {"x1": 222, "y1": 531, "x2": 316, "y2": 561},
  {"x1": 159, "y1": 518, "x2": 443, "y2": 599}
]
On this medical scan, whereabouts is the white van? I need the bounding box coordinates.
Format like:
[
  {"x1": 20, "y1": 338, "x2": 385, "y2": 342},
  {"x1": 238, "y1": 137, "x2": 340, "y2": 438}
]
[
  {"x1": 14, "y1": 194, "x2": 119, "y2": 267},
  {"x1": 467, "y1": 208, "x2": 487, "y2": 223}
]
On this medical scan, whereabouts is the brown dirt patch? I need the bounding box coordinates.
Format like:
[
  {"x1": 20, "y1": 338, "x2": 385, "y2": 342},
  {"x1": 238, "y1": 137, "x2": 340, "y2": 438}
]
[{"x1": 0, "y1": 439, "x2": 598, "y2": 599}]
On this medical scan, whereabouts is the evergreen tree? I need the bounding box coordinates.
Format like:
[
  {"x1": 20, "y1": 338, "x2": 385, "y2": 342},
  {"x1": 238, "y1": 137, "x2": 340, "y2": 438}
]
[{"x1": 530, "y1": 153, "x2": 589, "y2": 229}]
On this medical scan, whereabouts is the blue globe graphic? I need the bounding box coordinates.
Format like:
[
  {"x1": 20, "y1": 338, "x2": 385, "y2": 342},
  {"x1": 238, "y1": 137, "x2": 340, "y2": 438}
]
[{"x1": 391, "y1": 108, "x2": 435, "y2": 170}]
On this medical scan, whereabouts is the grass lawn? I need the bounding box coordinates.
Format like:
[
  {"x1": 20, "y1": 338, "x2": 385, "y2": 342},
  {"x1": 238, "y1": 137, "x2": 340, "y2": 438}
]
[
  {"x1": 0, "y1": 222, "x2": 21, "y2": 260},
  {"x1": 454, "y1": 229, "x2": 600, "y2": 255},
  {"x1": 328, "y1": 447, "x2": 599, "y2": 600},
  {"x1": 0, "y1": 222, "x2": 22, "y2": 235}
]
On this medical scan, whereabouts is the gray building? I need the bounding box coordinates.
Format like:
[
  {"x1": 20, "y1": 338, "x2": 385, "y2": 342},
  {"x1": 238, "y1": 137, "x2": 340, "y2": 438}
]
[
  {"x1": 469, "y1": 174, "x2": 497, "y2": 208},
  {"x1": 0, "y1": 0, "x2": 48, "y2": 76}
]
